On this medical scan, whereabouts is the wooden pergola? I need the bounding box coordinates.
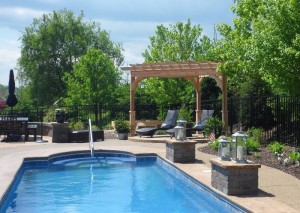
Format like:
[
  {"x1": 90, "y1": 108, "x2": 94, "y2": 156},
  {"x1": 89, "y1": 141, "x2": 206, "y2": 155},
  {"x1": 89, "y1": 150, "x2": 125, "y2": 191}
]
[{"x1": 121, "y1": 61, "x2": 228, "y2": 134}]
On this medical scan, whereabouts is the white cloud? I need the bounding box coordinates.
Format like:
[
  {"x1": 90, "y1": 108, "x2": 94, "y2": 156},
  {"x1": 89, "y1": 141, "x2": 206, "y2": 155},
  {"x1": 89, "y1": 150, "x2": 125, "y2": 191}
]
[
  {"x1": 0, "y1": 49, "x2": 19, "y2": 67},
  {"x1": 123, "y1": 41, "x2": 148, "y2": 65},
  {"x1": 99, "y1": 19, "x2": 177, "y2": 65},
  {"x1": 0, "y1": 7, "x2": 46, "y2": 19},
  {"x1": 99, "y1": 19, "x2": 162, "y2": 41},
  {"x1": 0, "y1": 48, "x2": 20, "y2": 86},
  {"x1": 0, "y1": 7, "x2": 48, "y2": 31}
]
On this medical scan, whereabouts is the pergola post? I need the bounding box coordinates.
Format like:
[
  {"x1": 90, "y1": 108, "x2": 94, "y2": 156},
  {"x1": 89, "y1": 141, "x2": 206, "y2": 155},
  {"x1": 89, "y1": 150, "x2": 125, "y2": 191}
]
[
  {"x1": 221, "y1": 74, "x2": 228, "y2": 135},
  {"x1": 130, "y1": 76, "x2": 136, "y2": 135},
  {"x1": 195, "y1": 77, "x2": 201, "y2": 123}
]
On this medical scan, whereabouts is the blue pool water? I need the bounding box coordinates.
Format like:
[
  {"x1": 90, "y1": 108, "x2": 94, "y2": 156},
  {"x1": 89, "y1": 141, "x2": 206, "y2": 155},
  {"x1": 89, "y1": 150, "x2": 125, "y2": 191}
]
[{"x1": 0, "y1": 152, "x2": 246, "y2": 213}]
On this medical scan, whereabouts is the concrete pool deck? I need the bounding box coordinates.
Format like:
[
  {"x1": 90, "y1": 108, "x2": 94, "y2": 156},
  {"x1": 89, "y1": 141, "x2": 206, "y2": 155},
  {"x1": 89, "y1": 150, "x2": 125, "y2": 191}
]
[{"x1": 0, "y1": 136, "x2": 299, "y2": 213}]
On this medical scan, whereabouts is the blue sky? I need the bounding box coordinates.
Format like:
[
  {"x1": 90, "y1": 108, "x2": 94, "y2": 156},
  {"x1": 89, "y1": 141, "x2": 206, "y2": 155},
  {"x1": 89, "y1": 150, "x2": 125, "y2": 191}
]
[{"x1": 0, "y1": 0, "x2": 235, "y2": 86}]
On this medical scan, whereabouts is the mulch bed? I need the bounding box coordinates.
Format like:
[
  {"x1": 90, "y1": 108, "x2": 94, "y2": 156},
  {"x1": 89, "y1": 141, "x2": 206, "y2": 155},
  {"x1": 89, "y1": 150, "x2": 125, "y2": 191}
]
[{"x1": 198, "y1": 145, "x2": 300, "y2": 180}]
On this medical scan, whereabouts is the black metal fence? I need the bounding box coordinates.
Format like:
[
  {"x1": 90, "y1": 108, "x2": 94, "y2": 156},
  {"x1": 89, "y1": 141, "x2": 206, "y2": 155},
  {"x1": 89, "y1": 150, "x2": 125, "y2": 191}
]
[
  {"x1": 228, "y1": 96, "x2": 300, "y2": 147},
  {"x1": 1, "y1": 96, "x2": 299, "y2": 146},
  {"x1": 0, "y1": 107, "x2": 46, "y2": 122}
]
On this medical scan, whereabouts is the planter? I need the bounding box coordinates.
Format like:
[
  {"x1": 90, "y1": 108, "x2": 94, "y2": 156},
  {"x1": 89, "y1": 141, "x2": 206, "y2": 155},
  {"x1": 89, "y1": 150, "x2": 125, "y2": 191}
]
[
  {"x1": 114, "y1": 120, "x2": 130, "y2": 138},
  {"x1": 55, "y1": 110, "x2": 66, "y2": 123},
  {"x1": 118, "y1": 133, "x2": 128, "y2": 140}
]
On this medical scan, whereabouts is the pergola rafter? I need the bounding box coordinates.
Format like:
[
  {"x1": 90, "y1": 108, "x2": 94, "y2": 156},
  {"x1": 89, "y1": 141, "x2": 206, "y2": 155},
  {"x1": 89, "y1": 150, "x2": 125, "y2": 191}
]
[{"x1": 121, "y1": 61, "x2": 228, "y2": 135}]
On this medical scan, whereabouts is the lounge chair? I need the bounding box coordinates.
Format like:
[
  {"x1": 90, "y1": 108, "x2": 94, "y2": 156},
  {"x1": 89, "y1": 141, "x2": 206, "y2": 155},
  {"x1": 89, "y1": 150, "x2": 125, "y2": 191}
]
[
  {"x1": 136, "y1": 110, "x2": 179, "y2": 137},
  {"x1": 166, "y1": 109, "x2": 214, "y2": 138},
  {"x1": 191, "y1": 109, "x2": 214, "y2": 132}
]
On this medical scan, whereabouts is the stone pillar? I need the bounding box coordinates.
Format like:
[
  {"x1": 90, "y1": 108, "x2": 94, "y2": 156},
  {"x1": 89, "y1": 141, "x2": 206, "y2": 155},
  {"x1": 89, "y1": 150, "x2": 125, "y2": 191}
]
[
  {"x1": 51, "y1": 123, "x2": 69, "y2": 143},
  {"x1": 210, "y1": 158, "x2": 261, "y2": 195},
  {"x1": 166, "y1": 140, "x2": 197, "y2": 163}
]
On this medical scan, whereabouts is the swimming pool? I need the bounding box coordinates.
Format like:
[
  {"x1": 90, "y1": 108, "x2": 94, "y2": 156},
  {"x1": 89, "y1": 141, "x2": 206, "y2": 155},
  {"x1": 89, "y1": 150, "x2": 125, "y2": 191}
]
[{"x1": 0, "y1": 151, "x2": 247, "y2": 213}]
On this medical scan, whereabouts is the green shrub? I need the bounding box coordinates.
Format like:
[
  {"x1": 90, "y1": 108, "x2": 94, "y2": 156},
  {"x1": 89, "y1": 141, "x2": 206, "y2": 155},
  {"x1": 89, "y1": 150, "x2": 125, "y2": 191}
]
[
  {"x1": 43, "y1": 108, "x2": 56, "y2": 122},
  {"x1": 246, "y1": 137, "x2": 260, "y2": 152},
  {"x1": 245, "y1": 127, "x2": 262, "y2": 153},
  {"x1": 204, "y1": 116, "x2": 223, "y2": 138},
  {"x1": 114, "y1": 120, "x2": 130, "y2": 133},
  {"x1": 178, "y1": 104, "x2": 193, "y2": 122},
  {"x1": 91, "y1": 125, "x2": 99, "y2": 130},
  {"x1": 268, "y1": 141, "x2": 285, "y2": 153},
  {"x1": 289, "y1": 152, "x2": 300, "y2": 163},
  {"x1": 208, "y1": 139, "x2": 219, "y2": 151},
  {"x1": 70, "y1": 121, "x2": 85, "y2": 131},
  {"x1": 247, "y1": 127, "x2": 263, "y2": 142}
]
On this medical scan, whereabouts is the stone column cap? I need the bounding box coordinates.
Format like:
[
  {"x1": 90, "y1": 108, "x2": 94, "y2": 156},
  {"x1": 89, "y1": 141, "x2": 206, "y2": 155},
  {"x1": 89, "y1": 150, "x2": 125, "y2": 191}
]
[
  {"x1": 165, "y1": 139, "x2": 198, "y2": 144},
  {"x1": 210, "y1": 158, "x2": 261, "y2": 169}
]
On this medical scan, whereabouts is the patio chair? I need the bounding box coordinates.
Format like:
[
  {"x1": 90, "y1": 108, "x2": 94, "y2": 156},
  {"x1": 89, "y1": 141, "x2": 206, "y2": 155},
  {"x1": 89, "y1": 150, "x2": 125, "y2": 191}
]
[
  {"x1": 191, "y1": 109, "x2": 214, "y2": 132},
  {"x1": 166, "y1": 109, "x2": 214, "y2": 138},
  {"x1": 136, "y1": 110, "x2": 179, "y2": 137}
]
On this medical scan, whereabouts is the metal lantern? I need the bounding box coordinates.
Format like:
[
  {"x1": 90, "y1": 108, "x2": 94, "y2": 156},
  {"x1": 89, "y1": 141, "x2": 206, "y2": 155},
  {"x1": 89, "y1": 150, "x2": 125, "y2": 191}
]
[
  {"x1": 174, "y1": 119, "x2": 187, "y2": 141},
  {"x1": 174, "y1": 126, "x2": 184, "y2": 141},
  {"x1": 218, "y1": 137, "x2": 231, "y2": 161},
  {"x1": 177, "y1": 119, "x2": 187, "y2": 128},
  {"x1": 231, "y1": 131, "x2": 247, "y2": 163}
]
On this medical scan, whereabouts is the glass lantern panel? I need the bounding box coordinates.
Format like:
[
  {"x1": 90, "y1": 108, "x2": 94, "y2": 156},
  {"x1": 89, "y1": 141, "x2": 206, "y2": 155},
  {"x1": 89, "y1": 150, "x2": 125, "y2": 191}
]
[
  {"x1": 218, "y1": 139, "x2": 231, "y2": 160},
  {"x1": 232, "y1": 131, "x2": 247, "y2": 162},
  {"x1": 175, "y1": 127, "x2": 185, "y2": 141}
]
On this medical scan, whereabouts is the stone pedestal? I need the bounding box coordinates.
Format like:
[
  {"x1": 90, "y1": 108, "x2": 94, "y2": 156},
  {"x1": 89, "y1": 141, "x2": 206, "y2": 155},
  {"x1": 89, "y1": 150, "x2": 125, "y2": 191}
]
[
  {"x1": 210, "y1": 158, "x2": 261, "y2": 195},
  {"x1": 51, "y1": 123, "x2": 69, "y2": 143},
  {"x1": 166, "y1": 140, "x2": 197, "y2": 163}
]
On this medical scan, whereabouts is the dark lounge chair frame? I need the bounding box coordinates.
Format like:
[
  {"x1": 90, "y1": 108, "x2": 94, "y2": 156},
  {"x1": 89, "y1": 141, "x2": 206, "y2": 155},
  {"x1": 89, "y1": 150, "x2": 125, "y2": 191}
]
[
  {"x1": 166, "y1": 109, "x2": 214, "y2": 138},
  {"x1": 136, "y1": 110, "x2": 179, "y2": 137}
]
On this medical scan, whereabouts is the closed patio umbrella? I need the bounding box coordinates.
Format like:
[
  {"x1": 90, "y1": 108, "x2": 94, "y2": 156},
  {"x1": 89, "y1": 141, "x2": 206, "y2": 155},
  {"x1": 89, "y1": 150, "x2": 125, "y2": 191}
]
[{"x1": 6, "y1": 69, "x2": 18, "y2": 108}]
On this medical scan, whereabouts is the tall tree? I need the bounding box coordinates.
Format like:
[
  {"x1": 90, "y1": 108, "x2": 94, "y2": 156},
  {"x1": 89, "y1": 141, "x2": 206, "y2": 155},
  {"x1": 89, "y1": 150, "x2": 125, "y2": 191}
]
[
  {"x1": 217, "y1": 0, "x2": 300, "y2": 95},
  {"x1": 18, "y1": 9, "x2": 123, "y2": 106},
  {"x1": 143, "y1": 19, "x2": 214, "y2": 62},
  {"x1": 64, "y1": 49, "x2": 119, "y2": 105},
  {"x1": 142, "y1": 19, "x2": 218, "y2": 107}
]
